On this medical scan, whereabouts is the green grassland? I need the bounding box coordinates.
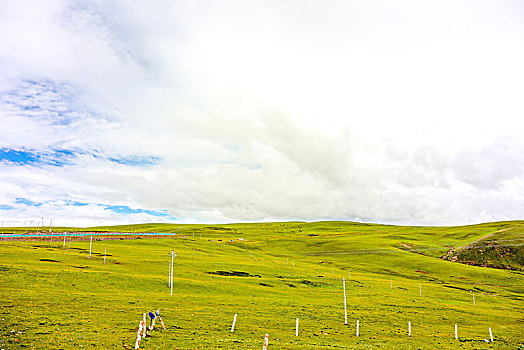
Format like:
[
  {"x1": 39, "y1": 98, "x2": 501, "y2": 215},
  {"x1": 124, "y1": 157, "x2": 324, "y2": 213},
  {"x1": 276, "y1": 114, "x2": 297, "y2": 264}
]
[
  {"x1": 0, "y1": 221, "x2": 523, "y2": 349},
  {"x1": 455, "y1": 224, "x2": 524, "y2": 271}
]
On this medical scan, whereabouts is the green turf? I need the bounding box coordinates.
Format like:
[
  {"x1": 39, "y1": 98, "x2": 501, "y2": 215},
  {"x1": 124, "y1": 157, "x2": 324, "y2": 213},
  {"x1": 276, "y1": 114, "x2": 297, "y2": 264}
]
[
  {"x1": 0, "y1": 221, "x2": 523, "y2": 349},
  {"x1": 455, "y1": 224, "x2": 524, "y2": 271}
]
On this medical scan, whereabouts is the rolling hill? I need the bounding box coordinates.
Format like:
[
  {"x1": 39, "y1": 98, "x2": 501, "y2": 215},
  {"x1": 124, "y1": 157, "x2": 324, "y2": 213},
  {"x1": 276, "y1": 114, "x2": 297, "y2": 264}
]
[{"x1": 0, "y1": 221, "x2": 522, "y2": 349}]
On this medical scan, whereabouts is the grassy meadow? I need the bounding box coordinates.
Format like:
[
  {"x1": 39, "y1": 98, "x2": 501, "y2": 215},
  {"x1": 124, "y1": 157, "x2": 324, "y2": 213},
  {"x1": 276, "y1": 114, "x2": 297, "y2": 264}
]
[{"x1": 0, "y1": 221, "x2": 523, "y2": 349}]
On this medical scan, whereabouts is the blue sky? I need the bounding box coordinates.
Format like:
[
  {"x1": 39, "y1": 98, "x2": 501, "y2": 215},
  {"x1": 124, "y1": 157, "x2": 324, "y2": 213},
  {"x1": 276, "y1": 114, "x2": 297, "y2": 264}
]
[
  {"x1": 0, "y1": 148, "x2": 159, "y2": 167},
  {"x1": 1, "y1": 0, "x2": 524, "y2": 227}
]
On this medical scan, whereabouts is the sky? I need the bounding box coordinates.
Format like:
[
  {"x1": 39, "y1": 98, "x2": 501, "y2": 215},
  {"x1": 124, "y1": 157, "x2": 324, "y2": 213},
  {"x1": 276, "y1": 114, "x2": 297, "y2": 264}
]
[{"x1": 1, "y1": 0, "x2": 524, "y2": 227}]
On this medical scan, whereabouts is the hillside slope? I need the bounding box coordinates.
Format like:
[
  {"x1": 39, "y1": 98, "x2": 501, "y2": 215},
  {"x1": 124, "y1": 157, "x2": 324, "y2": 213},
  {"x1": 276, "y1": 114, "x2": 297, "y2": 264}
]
[
  {"x1": 1, "y1": 221, "x2": 523, "y2": 349},
  {"x1": 452, "y1": 222, "x2": 524, "y2": 271}
]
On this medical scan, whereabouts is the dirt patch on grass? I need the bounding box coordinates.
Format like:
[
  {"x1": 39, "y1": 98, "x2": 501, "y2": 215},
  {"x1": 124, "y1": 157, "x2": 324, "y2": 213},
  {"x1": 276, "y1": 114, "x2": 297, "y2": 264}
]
[
  {"x1": 207, "y1": 270, "x2": 261, "y2": 277},
  {"x1": 39, "y1": 258, "x2": 60, "y2": 263},
  {"x1": 442, "y1": 284, "x2": 470, "y2": 292},
  {"x1": 299, "y1": 279, "x2": 332, "y2": 287},
  {"x1": 204, "y1": 226, "x2": 234, "y2": 231}
]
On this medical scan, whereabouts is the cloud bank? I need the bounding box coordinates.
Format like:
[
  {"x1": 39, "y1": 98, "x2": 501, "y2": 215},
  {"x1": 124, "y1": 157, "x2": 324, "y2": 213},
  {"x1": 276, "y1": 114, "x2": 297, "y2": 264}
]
[{"x1": 1, "y1": 0, "x2": 523, "y2": 226}]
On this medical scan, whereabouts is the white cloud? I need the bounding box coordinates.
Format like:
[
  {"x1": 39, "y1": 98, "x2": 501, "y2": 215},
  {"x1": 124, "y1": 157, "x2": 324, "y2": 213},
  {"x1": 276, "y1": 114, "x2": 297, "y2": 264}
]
[{"x1": 1, "y1": 0, "x2": 524, "y2": 226}]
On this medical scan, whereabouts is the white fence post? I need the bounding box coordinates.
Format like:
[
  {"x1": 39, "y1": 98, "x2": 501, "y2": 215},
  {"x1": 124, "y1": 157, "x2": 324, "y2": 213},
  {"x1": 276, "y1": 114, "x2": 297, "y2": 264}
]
[
  {"x1": 168, "y1": 260, "x2": 171, "y2": 287},
  {"x1": 296, "y1": 318, "x2": 299, "y2": 336},
  {"x1": 135, "y1": 321, "x2": 143, "y2": 349},
  {"x1": 489, "y1": 327, "x2": 493, "y2": 342},
  {"x1": 408, "y1": 321, "x2": 411, "y2": 337},
  {"x1": 262, "y1": 334, "x2": 269, "y2": 350},
  {"x1": 455, "y1": 324, "x2": 458, "y2": 340},
  {"x1": 356, "y1": 320, "x2": 359, "y2": 337},
  {"x1": 343, "y1": 278, "x2": 347, "y2": 325},
  {"x1": 231, "y1": 314, "x2": 237, "y2": 332},
  {"x1": 170, "y1": 250, "x2": 174, "y2": 296},
  {"x1": 89, "y1": 236, "x2": 92, "y2": 258}
]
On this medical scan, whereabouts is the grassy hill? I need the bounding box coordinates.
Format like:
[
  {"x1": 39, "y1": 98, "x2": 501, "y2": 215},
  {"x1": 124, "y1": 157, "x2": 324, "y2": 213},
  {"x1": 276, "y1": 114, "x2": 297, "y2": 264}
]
[
  {"x1": 454, "y1": 222, "x2": 524, "y2": 271},
  {"x1": 0, "y1": 221, "x2": 523, "y2": 349}
]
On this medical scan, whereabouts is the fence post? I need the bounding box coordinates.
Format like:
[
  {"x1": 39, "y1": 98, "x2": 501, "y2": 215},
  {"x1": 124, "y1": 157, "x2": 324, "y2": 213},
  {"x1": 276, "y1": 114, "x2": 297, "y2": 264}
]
[
  {"x1": 343, "y1": 278, "x2": 347, "y2": 325},
  {"x1": 88, "y1": 236, "x2": 92, "y2": 258},
  {"x1": 262, "y1": 334, "x2": 269, "y2": 350},
  {"x1": 231, "y1": 314, "x2": 237, "y2": 332}
]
